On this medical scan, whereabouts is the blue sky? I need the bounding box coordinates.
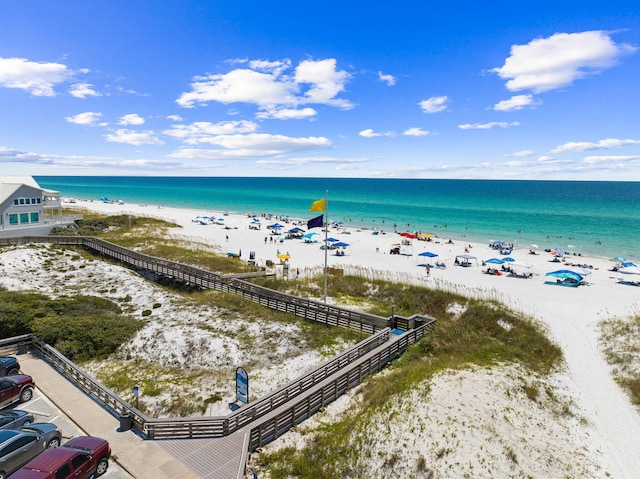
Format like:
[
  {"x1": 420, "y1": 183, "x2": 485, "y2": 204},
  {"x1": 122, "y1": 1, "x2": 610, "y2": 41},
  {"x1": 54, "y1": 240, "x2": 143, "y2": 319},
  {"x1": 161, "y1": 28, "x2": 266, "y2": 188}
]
[{"x1": 1, "y1": 1, "x2": 640, "y2": 179}]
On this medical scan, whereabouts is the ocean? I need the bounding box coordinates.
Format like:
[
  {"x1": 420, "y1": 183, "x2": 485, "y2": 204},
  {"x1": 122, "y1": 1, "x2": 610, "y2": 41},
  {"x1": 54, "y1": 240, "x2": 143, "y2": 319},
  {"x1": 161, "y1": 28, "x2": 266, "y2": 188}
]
[{"x1": 35, "y1": 176, "x2": 640, "y2": 261}]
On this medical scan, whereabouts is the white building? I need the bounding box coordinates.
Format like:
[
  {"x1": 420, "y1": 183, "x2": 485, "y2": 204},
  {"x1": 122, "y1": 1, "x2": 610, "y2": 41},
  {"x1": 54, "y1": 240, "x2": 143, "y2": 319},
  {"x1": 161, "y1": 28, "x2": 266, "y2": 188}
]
[{"x1": 0, "y1": 176, "x2": 70, "y2": 237}]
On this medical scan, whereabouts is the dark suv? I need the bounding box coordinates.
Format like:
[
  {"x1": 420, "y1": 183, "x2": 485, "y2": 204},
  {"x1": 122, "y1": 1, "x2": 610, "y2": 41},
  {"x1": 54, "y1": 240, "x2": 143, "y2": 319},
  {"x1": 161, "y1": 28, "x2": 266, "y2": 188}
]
[
  {"x1": 0, "y1": 423, "x2": 61, "y2": 479},
  {"x1": 0, "y1": 357, "x2": 20, "y2": 377},
  {"x1": 0, "y1": 376, "x2": 35, "y2": 408},
  {"x1": 10, "y1": 436, "x2": 111, "y2": 479}
]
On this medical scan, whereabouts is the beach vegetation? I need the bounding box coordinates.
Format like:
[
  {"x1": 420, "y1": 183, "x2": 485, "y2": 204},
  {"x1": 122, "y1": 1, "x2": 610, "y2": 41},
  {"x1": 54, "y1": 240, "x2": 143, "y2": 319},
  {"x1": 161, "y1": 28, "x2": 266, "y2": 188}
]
[
  {"x1": 599, "y1": 314, "x2": 640, "y2": 405},
  {"x1": 255, "y1": 274, "x2": 563, "y2": 478},
  {"x1": 0, "y1": 288, "x2": 142, "y2": 361},
  {"x1": 53, "y1": 210, "x2": 255, "y2": 274},
  {"x1": 188, "y1": 288, "x2": 368, "y2": 349}
]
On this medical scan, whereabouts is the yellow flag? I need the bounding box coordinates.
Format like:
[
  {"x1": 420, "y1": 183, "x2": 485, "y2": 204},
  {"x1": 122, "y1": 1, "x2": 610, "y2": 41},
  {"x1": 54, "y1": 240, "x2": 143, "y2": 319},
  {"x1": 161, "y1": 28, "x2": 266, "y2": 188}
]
[{"x1": 309, "y1": 198, "x2": 326, "y2": 212}]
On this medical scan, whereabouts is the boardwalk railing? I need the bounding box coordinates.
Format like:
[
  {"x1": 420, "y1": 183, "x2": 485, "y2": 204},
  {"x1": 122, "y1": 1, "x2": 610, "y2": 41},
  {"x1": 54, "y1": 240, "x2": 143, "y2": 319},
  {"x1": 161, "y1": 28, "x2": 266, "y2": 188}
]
[
  {"x1": 0, "y1": 236, "x2": 389, "y2": 334},
  {"x1": 0, "y1": 321, "x2": 433, "y2": 440},
  {"x1": 1, "y1": 236, "x2": 435, "y2": 443},
  {"x1": 247, "y1": 320, "x2": 434, "y2": 450}
]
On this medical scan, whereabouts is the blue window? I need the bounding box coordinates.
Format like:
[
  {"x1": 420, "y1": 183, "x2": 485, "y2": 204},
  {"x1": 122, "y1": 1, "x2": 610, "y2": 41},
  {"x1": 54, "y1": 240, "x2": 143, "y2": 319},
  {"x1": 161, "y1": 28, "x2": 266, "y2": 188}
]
[{"x1": 30, "y1": 212, "x2": 39, "y2": 223}]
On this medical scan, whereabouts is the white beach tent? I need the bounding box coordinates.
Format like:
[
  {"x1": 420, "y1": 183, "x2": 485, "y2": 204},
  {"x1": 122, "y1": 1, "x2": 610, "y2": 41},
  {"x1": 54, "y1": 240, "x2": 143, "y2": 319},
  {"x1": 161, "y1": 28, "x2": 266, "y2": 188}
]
[
  {"x1": 455, "y1": 253, "x2": 478, "y2": 266},
  {"x1": 616, "y1": 265, "x2": 640, "y2": 285},
  {"x1": 509, "y1": 260, "x2": 534, "y2": 278}
]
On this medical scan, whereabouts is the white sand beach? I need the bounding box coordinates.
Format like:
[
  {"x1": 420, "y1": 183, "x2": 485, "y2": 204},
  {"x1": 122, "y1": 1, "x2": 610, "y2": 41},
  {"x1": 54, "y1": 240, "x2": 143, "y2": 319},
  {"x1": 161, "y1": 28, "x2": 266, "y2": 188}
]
[{"x1": 4, "y1": 198, "x2": 640, "y2": 478}]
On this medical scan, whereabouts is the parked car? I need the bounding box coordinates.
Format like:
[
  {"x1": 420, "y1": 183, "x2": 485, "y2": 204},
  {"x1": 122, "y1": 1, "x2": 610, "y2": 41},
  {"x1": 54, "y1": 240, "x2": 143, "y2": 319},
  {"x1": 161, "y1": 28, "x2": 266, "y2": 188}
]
[
  {"x1": 0, "y1": 423, "x2": 61, "y2": 479},
  {"x1": 0, "y1": 358, "x2": 20, "y2": 377},
  {"x1": 10, "y1": 436, "x2": 110, "y2": 479},
  {"x1": 0, "y1": 376, "x2": 35, "y2": 408},
  {"x1": 0, "y1": 410, "x2": 34, "y2": 430}
]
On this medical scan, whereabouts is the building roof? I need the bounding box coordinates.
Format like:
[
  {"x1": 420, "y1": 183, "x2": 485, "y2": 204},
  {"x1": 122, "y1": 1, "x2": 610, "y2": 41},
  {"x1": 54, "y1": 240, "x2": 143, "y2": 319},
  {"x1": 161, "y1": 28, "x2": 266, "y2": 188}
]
[
  {"x1": 0, "y1": 177, "x2": 59, "y2": 204},
  {"x1": 0, "y1": 176, "x2": 41, "y2": 188}
]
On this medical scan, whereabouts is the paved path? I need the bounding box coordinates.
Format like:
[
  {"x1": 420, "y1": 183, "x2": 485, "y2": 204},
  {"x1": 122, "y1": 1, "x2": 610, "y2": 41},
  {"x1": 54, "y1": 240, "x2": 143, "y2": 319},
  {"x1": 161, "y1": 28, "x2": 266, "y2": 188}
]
[{"x1": 20, "y1": 354, "x2": 204, "y2": 479}]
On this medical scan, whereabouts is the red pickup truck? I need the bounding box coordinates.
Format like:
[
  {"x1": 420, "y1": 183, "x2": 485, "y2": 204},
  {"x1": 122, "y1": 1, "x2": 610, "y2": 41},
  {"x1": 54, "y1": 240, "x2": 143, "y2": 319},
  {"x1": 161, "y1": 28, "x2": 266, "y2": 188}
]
[
  {"x1": 0, "y1": 375, "x2": 35, "y2": 408},
  {"x1": 9, "y1": 436, "x2": 111, "y2": 479}
]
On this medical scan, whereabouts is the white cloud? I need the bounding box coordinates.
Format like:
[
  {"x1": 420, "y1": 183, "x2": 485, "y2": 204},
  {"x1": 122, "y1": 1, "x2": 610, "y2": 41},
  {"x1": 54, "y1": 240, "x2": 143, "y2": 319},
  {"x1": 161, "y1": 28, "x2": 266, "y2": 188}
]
[
  {"x1": 493, "y1": 94, "x2": 540, "y2": 112},
  {"x1": 176, "y1": 58, "x2": 353, "y2": 114},
  {"x1": 378, "y1": 71, "x2": 396, "y2": 86},
  {"x1": 105, "y1": 129, "x2": 164, "y2": 145},
  {"x1": 403, "y1": 127, "x2": 431, "y2": 137},
  {"x1": 118, "y1": 114, "x2": 145, "y2": 125},
  {"x1": 257, "y1": 156, "x2": 368, "y2": 166},
  {"x1": 69, "y1": 83, "x2": 101, "y2": 99},
  {"x1": 294, "y1": 58, "x2": 352, "y2": 108},
  {"x1": 492, "y1": 31, "x2": 637, "y2": 93},
  {"x1": 0, "y1": 146, "x2": 52, "y2": 164},
  {"x1": 419, "y1": 96, "x2": 448, "y2": 113},
  {"x1": 359, "y1": 129, "x2": 380, "y2": 138},
  {"x1": 167, "y1": 115, "x2": 183, "y2": 122},
  {"x1": 0, "y1": 56, "x2": 73, "y2": 96},
  {"x1": 65, "y1": 112, "x2": 103, "y2": 125},
  {"x1": 163, "y1": 120, "x2": 259, "y2": 143},
  {"x1": 0, "y1": 147, "x2": 184, "y2": 170},
  {"x1": 169, "y1": 133, "x2": 331, "y2": 160},
  {"x1": 582, "y1": 155, "x2": 640, "y2": 164},
  {"x1": 458, "y1": 121, "x2": 520, "y2": 130},
  {"x1": 256, "y1": 107, "x2": 317, "y2": 120},
  {"x1": 552, "y1": 138, "x2": 640, "y2": 153},
  {"x1": 359, "y1": 129, "x2": 394, "y2": 138},
  {"x1": 512, "y1": 149, "x2": 535, "y2": 157}
]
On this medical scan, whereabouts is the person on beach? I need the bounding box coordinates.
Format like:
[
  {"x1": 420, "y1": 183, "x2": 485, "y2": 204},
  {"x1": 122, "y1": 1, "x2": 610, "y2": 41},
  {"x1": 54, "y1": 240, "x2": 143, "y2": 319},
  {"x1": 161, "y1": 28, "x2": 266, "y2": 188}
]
[{"x1": 426, "y1": 264, "x2": 431, "y2": 277}]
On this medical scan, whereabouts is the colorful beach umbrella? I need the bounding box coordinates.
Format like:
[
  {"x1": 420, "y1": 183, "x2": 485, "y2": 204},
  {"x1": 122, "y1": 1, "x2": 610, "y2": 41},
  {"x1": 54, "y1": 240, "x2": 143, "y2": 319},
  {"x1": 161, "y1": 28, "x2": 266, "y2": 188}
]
[
  {"x1": 485, "y1": 258, "x2": 504, "y2": 264},
  {"x1": 545, "y1": 270, "x2": 583, "y2": 281}
]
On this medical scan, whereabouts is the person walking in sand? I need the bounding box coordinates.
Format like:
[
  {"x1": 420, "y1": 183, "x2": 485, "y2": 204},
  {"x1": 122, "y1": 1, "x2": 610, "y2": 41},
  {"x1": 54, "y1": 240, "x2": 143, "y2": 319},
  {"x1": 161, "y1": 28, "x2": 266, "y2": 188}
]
[{"x1": 426, "y1": 264, "x2": 431, "y2": 277}]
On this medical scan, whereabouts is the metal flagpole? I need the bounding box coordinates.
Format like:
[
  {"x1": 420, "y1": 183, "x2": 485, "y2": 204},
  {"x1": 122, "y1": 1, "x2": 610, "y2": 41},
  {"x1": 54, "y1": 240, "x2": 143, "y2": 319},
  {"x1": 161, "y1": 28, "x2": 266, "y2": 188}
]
[{"x1": 323, "y1": 190, "x2": 328, "y2": 302}]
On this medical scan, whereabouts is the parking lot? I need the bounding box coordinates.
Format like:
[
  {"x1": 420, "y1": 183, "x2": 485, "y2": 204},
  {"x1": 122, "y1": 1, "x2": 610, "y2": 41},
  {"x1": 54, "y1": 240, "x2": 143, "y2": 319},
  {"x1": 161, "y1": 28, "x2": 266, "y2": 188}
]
[{"x1": 11, "y1": 388, "x2": 132, "y2": 479}]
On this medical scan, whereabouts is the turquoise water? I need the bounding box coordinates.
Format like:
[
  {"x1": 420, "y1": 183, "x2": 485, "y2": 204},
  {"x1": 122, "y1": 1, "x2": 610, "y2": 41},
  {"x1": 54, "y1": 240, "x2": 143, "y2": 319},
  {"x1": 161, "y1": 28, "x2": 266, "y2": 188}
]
[{"x1": 35, "y1": 176, "x2": 640, "y2": 260}]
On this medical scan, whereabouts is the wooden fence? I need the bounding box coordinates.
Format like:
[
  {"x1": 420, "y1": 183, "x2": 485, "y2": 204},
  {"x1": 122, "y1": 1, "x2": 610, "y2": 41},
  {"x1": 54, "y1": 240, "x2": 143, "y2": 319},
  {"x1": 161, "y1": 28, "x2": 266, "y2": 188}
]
[
  {"x1": 0, "y1": 320, "x2": 433, "y2": 440},
  {"x1": 0, "y1": 236, "x2": 435, "y2": 444},
  {"x1": 0, "y1": 236, "x2": 389, "y2": 334}
]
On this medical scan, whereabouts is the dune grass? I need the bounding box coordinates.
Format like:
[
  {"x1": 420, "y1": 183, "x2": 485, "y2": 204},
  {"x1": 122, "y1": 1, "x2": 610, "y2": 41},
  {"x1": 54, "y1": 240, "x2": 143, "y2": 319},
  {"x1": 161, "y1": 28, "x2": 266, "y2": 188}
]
[
  {"x1": 254, "y1": 276, "x2": 563, "y2": 479},
  {"x1": 52, "y1": 209, "x2": 254, "y2": 274},
  {"x1": 599, "y1": 314, "x2": 640, "y2": 405}
]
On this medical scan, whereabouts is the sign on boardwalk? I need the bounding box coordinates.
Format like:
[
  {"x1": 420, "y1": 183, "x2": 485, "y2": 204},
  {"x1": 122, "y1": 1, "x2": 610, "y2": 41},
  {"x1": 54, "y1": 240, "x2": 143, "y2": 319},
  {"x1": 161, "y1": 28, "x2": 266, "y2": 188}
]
[{"x1": 236, "y1": 367, "x2": 249, "y2": 404}]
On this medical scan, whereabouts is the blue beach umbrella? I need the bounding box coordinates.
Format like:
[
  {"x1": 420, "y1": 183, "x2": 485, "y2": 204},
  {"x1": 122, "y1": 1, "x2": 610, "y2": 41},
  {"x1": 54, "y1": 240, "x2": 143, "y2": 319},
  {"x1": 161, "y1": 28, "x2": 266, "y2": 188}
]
[
  {"x1": 302, "y1": 232, "x2": 318, "y2": 239},
  {"x1": 613, "y1": 256, "x2": 626, "y2": 262},
  {"x1": 502, "y1": 257, "x2": 515, "y2": 262},
  {"x1": 418, "y1": 251, "x2": 438, "y2": 258},
  {"x1": 324, "y1": 237, "x2": 340, "y2": 242},
  {"x1": 545, "y1": 270, "x2": 583, "y2": 281},
  {"x1": 485, "y1": 258, "x2": 504, "y2": 264},
  {"x1": 333, "y1": 242, "x2": 350, "y2": 247}
]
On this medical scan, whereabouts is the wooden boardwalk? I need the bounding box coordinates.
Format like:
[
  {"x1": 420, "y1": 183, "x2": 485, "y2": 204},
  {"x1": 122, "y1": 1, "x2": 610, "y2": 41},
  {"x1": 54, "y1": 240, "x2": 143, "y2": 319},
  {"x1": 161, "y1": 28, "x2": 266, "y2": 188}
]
[
  {"x1": 24, "y1": 329, "x2": 409, "y2": 479},
  {"x1": 0, "y1": 237, "x2": 435, "y2": 478},
  {"x1": 156, "y1": 432, "x2": 249, "y2": 479}
]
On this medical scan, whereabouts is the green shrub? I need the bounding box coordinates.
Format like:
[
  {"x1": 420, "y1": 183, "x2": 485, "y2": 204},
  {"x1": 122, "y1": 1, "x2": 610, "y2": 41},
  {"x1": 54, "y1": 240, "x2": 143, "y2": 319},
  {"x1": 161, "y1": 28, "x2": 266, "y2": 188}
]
[{"x1": 0, "y1": 290, "x2": 142, "y2": 361}]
